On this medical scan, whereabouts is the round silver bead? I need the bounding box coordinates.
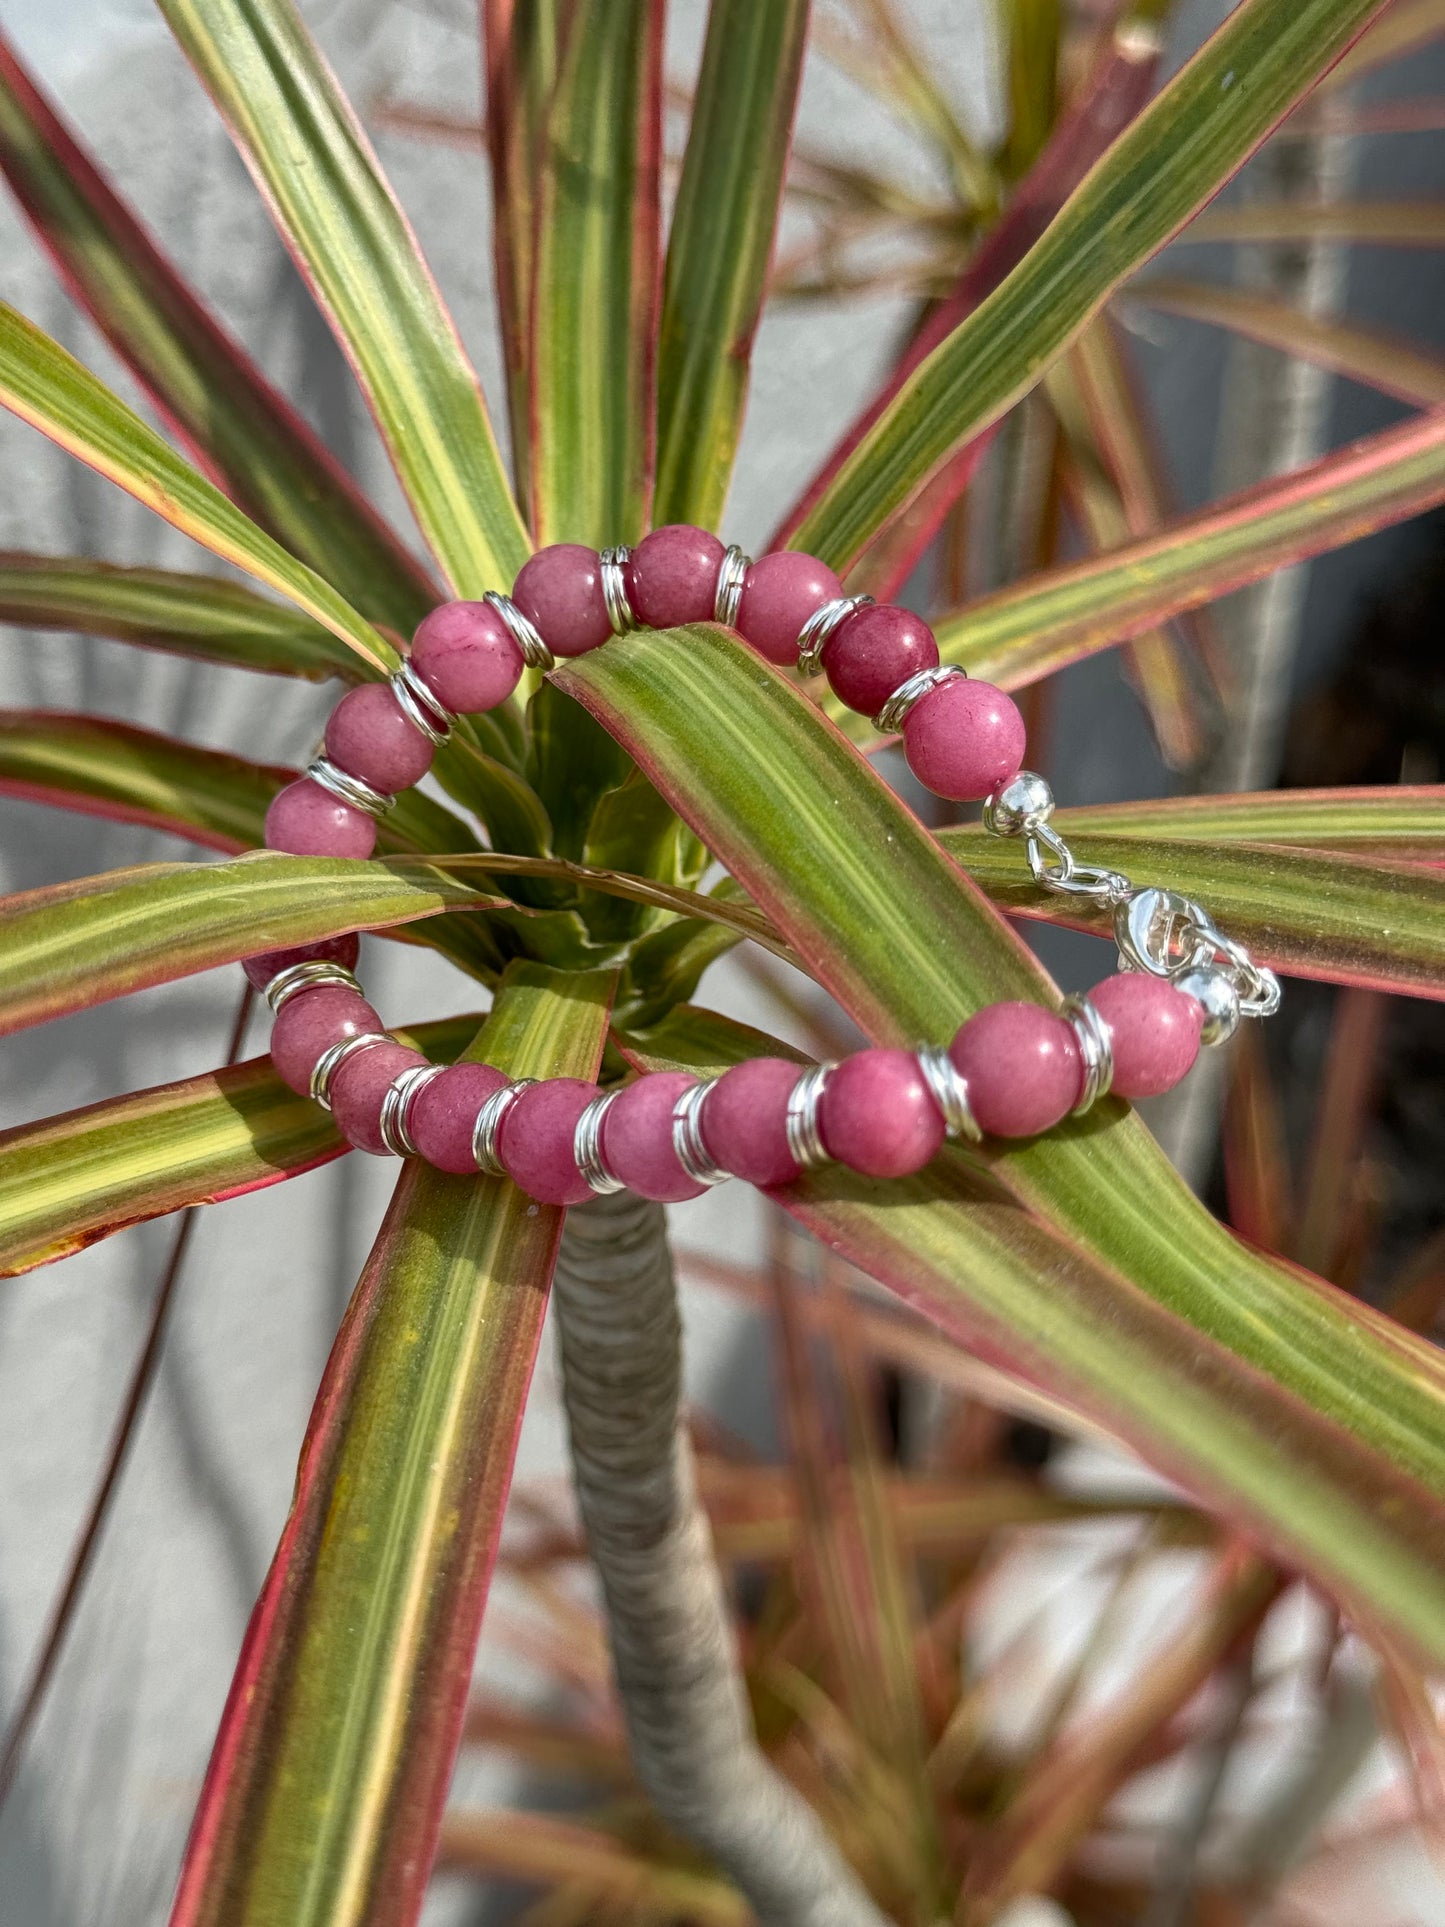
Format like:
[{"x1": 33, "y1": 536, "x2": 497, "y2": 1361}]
[
  {"x1": 378, "y1": 1062, "x2": 446, "y2": 1158},
  {"x1": 472, "y1": 1078, "x2": 536, "y2": 1176},
  {"x1": 1174, "y1": 965, "x2": 1242, "y2": 1047},
  {"x1": 309, "y1": 1032, "x2": 393, "y2": 1111},
  {"x1": 671, "y1": 1078, "x2": 730, "y2": 1187},
  {"x1": 305, "y1": 755, "x2": 394, "y2": 819},
  {"x1": 264, "y1": 959, "x2": 362, "y2": 1014},
  {"x1": 983, "y1": 770, "x2": 1055, "y2": 838},
  {"x1": 573, "y1": 1090, "x2": 625, "y2": 1194},
  {"x1": 784, "y1": 1063, "x2": 833, "y2": 1172},
  {"x1": 599, "y1": 546, "x2": 637, "y2": 636},
  {"x1": 482, "y1": 590, "x2": 554, "y2": 672},
  {"x1": 714, "y1": 545, "x2": 751, "y2": 628}
]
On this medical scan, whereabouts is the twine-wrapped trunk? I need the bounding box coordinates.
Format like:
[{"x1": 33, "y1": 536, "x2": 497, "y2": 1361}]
[{"x1": 552, "y1": 1190, "x2": 888, "y2": 1927}]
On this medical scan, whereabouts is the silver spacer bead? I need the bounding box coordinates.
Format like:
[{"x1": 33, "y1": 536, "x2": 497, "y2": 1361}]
[
  {"x1": 305, "y1": 755, "x2": 394, "y2": 819},
  {"x1": 378, "y1": 1061, "x2": 446, "y2": 1158},
  {"x1": 983, "y1": 769, "x2": 1055, "y2": 837},
  {"x1": 872, "y1": 663, "x2": 965, "y2": 735},
  {"x1": 796, "y1": 594, "x2": 874, "y2": 677},
  {"x1": 389, "y1": 659, "x2": 454, "y2": 746},
  {"x1": 1173, "y1": 965, "x2": 1242, "y2": 1047},
  {"x1": 483, "y1": 589, "x2": 554, "y2": 672},
  {"x1": 1061, "y1": 996, "x2": 1115, "y2": 1116},
  {"x1": 573, "y1": 1090, "x2": 625, "y2": 1194},
  {"x1": 671, "y1": 1078, "x2": 730, "y2": 1188},
  {"x1": 309, "y1": 1031, "x2": 393, "y2": 1111},
  {"x1": 915, "y1": 1044, "x2": 982, "y2": 1144},
  {"x1": 264, "y1": 959, "x2": 361, "y2": 1014},
  {"x1": 714, "y1": 544, "x2": 751, "y2": 627},
  {"x1": 599, "y1": 546, "x2": 637, "y2": 636},
  {"x1": 784, "y1": 1063, "x2": 834, "y2": 1172},
  {"x1": 472, "y1": 1077, "x2": 537, "y2": 1176}
]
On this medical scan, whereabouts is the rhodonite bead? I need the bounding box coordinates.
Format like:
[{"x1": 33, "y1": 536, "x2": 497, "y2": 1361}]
[
  {"x1": 409, "y1": 600, "x2": 524, "y2": 712},
  {"x1": 1087, "y1": 973, "x2": 1203, "y2": 1099},
  {"x1": 700, "y1": 1057, "x2": 802, "y2": 1188},
  {"x1": 499, "y1": 1077, "x2": 600, "y2": 1205},
  {"x1": 819, "y1": 1048, "x2": 946, "y2": 1179},
  {"x1": 949, "y1": 1002, "x2": 1082, "y2": 1137},
  {"x1": 271, "y1": 985, "x2": 383, "y2": 1094},
  {"x1": 512, "y1": 544, "x2": 612, "y2": 657},
  {"x1": 331, "y1": 1041, "x2": 427, "y2": 1155},
  {"x1": 265, "y1": 777, "x2": 377, "y2": 859},
  {"x1": 626, "y1": 525, "x2": 725, "y2": 628},
  {"x1": 242, "y1": 932, "x2": 360, "y2": 993},
  {"x1": 410, "y1": 1061, "x2": 509, "y2": 1173},
  {"x1": 601, "y1": 1072, "x2": 708, "y2": 1203},
  {"x1": 822, "y1": 605, "x2": 939, "y2": 716},
  {"x1": 735, "y1": 551, "x2": 842, "y2": 665},
  {"x1": 901, "y1": 677, "x2": 1026, "y2": 801},
  {"x1": 325, "y1": 681, "x2": 434, "y2": 791}
]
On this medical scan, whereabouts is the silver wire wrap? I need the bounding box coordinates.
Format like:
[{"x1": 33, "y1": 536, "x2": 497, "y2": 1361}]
[
  {"x1": 795, "y1": 594, "x2": 874, "y2": 677},
  {"x1": 1061, "y1": 996, "x2": 1115, "y2": 1116},
  {"x1": 309, "y1": 1032, "x2": 393, "y2": 1111},
  {"x1": 872, "y1": 663, "x2": 965, "y2": 735},
  {"x1": 472, "y1": 1078, "x2": 537, "y2": 1176},
  {"x1": 671, "y1": 1078, "x2": 730, "y2": 1188},
  {"x1": 389, "y1": 659, "x2": 454, "y2": 746},
  {"x1": 574, "y1": 1090, "x2": 625, "y2": 1195},
  {"x1": 714, "y1": 545, "x2": 751, "y2": 627},
  {"x1": 264, "y1": 960, "x2": 361, "y2": 1014},
  {"x1": 784, "y1": 1063, "x2": 833, "y2": 1172},
  {"x1": 378, "y1": 1062, "x2": 446, "y2": 1158},
  {"x1": 915, "y1": 1044, "x2": 982, "y2": 1144},
  {"x1": 599, "y1": 546, "x2": 637, "y2": 636},
  {"x1": 305, "y1": 755, "x2": 394, "y2": 819},
  {"x1": 483, "y1": 590, "x2": 554, "y2": 672}
]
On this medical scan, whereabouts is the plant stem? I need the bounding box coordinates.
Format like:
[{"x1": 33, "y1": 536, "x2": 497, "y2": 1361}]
[
  {"x1": 551, "y1": 1190, "x2": 888, "y2": 1927},
  {"x1": 0, "y1": 982, "x2": 255, "y2": 1812}
]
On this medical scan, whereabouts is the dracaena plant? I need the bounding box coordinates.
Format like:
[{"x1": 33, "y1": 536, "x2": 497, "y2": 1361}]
[{"x1": 0, "y1": 0, "x2": 1443, "y2": 1922}]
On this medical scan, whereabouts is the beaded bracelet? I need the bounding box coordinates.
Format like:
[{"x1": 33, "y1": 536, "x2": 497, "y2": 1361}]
[{"x1": 244, "y1": 528, "x2": 1280, "y2": 1207}]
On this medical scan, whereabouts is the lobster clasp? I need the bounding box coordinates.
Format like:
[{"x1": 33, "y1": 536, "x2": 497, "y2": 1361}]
[{"x1": 1114, "y1": 886, "x2": 1213, "y2": 979}]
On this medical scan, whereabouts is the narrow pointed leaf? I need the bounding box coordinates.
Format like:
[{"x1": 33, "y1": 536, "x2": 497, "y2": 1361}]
[
  {"x1": 0, "y1": 1013, "x2": 479, "y2": 1277},
  {"x1": 0, "y1": 853, "x2": 495, "y2": 1036},
  {"x1": 172, "y1": 966, "x2": 615, "y2": 1927},
  {"x1": 1129, "y1": 279, "x2": 1445, "y2": 408},
  {"x1": 1187, "y1": 200, "x2": 1445, "y2": 248},
  {"x1": 1324, "y1": 0, "x2": 1445, "y2": 87},
  {"x1": 653, "y1": 0, "x2": 809, "y2": 527},
  {"x1": 157, "y1": 0, "x2": 531, "y2": 594},
  {"x1": 0, "y1": 304, "x2": 395, "y2": 671},
  {"x1": 530, "y1": 0, "x2": 662, "y2": 545},
  {"x1": 0, "y1": 34, "x2": 436, "y2": 634},
  {"x1": 1041, "y1": 786, "x2": 1445, "y2": 857},
  {"x1": 940, "y1": 827, "x2": 1445, "y2": 1000},
  {"x1": 0, "y1": 554, "x2": 365, "y2": 682},
  {"x1": 926, "y1": 409, "x2": 1445, "y2": 693},
  {"x1": 791, "y1": 0, "x2": 1389, "y2": 569},
  {"x1": 564, "y1": 628, "x2": 1445, "y2": 1668}
]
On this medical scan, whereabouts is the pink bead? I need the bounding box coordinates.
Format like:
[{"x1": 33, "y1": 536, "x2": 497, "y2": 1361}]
[
  {"x1": 512, "y1": 544, "x2": 612, "y2": 658},
  {"x1": 949, "y1": 1002, "x2": 1082, "y2": 1138},
  {"x1": 818, "y1": 1048, "x2": 946, "y2": 1179},
  {"x1": 499, "y1": 1077, "x2": 600, "y2": 1205},
  {"x1": 735, "y1": 551, "x2": 843, "y2": 665},
  {"x1": 265, "y1": 778, "x2": 377, "y2": 859},
  {"x1": 699, "y1": 1057, "x2": 804, "y2": 1188},
  {"x1": 410, "y1": 1062, "x2": 509, "y2": 1173},
  {"x1": 243, "y1": 932, "x2": 359, "y2": 993},
  {"x1": 626, "y1": 525, "x2": 725, "y2": 628},
  {"x1": 331, "y1": 1041, "x2": 427, "y2": 1156},
  {"x1": 601, "y1": 1072, "x2": 707, "y2": 1203},
  {"x1": 822, "y1": 604, "x2": 939, "y2": 716},
  {"x1": 325, "y1": 682, "x2": 433, "y2": 792},
  {"x1": 270, "y1": 985, "x2": 383, "y2": 1095},
  {"x1": 409, "y1": 601, "x2": 524, "y2": 713},
  {"x1": 1087, "y1": 973, "x2": 1203, "y2": 1100},
  {"x1": 901, "y1": 677, "x2": 1027, "y2": 801}
]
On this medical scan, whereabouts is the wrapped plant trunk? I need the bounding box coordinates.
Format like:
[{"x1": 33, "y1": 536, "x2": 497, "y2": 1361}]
[{"x1": 552, "y1": 1191, "x2": 887, "y2": 1927}]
